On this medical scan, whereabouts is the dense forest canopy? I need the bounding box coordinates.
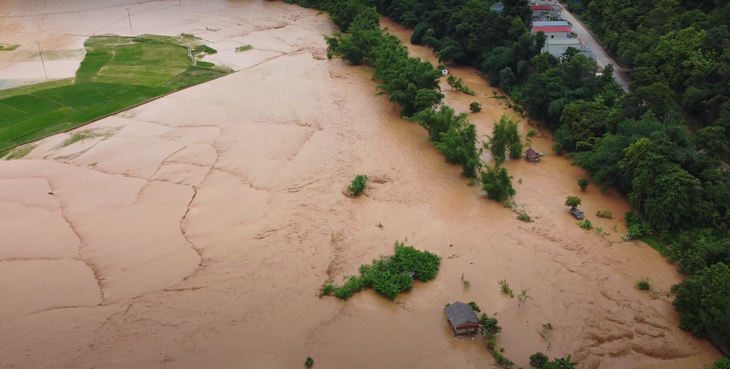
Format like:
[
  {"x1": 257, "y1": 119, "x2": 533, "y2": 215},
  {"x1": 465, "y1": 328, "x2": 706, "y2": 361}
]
[
  {"x1": 285, "y1": 0, "x2": 730, "y2": 359},
  {"x1": 568, "y1": 0, "x2": 730, "y2": 145}
]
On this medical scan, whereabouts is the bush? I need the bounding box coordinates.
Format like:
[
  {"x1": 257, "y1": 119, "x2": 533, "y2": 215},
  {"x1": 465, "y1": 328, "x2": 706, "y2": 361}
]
[
  {"x1": 479, "y1": 314, "x2": 502, "y2": 335},
  {"x1": 578, "y1": 178, "x2": 589, "y2": 191},
  {"x1": 470, "y1": 101, "x2": 482, "y2": 113},
  {"x1": 323, "y1": 241, "x2": 441, "y2": 301},
  {"x1": 481, "y1": 165, "x2": 516, "y2": 202},
  {"x1": 517, "y1": 212, "x2": 532, "y2": 222},
  {"x1": 714, "y1": 357, "x2": 730, "y2": 369},
  {"x1": 576, "y1": 219, "x2": 593, "y2": 230},
  {"x1": 192, "y1": 44, "x2": 217, "y2": 55},
  {"x1": 565, "y1": 196, "x2": 581, "y2": 208},
  {"x1": 321, "y1": 283, "x2": 336, "y2": 295},
  {"x1": 636, "y1": 276, "x2": 652, "y2": 290},
  {"x1": 485, "y1": 114, "x2": 521, "y2": 165},
  {"x1": 348, "y1": 174, "x2": 368, "y2": 195},
  {"x1": 468, "y1": 301, "x2": 481, "y2": 312},
  {"x1": 498, "y1": 279, "x2": 514, "y2": 297},
  {"x1": 436, "y1": 123, "x2": 482, "y2": 178},
  {"x1": 621, "y1": 211, "x2": 652, "y2": 240},
  {"x1": 236, "y1": 45, "x2": 253, "y2": 52},
  {"x1": 305, "y1": 356, "x2": 314, "y2": 368},
  {"x1": 596, "y1": 210, "x2": 612, "y2": 219},
  {"x1": 529, "y1": 352, "x2": 549, "y2": 369}
]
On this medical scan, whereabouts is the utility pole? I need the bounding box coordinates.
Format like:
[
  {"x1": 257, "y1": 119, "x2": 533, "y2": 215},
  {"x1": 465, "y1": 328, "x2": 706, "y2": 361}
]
[
  {"x1": 35, "y1": 41, "x2": 48, "y2": 82},
  {"x1": 125, "y1": 7, "x2": 133, "y2": 36}
]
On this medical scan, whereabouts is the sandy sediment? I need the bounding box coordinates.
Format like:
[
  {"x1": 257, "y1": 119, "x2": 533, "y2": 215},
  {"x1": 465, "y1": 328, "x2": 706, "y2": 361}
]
[{"x1": 0, "y1": 1, "x2": 722, "y2": 369}]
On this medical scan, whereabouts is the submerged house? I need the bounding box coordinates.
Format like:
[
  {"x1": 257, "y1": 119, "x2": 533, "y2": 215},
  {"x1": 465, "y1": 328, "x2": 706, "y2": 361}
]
[
  {"x1": 444, "y1": 302, "x2": 480, "y2": 335},
  {"x1": 569, "y1": 207, "x2": 585, "y2": 220},
  {"x1": 490, "y1": 2, "x2": 504, "y2": 12},
  {"x1": 525, "y1": 148, "x2": 540, "y2": 163}
]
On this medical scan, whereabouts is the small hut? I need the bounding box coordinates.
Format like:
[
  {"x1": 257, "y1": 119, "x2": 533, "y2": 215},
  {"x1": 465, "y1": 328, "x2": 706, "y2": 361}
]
[
  {"x1": 525, "y1": 148, "x2": 540, "y2": 163},
  {"x1": 569, "y1": 207, "x2": 585, "y2": 220},
  {"x1": 444, "y1": 302, "x2": 480, "y2": 335}
]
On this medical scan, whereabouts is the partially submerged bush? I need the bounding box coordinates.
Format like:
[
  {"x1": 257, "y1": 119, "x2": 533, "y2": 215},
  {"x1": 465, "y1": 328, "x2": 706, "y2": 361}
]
[
  {"x1": 576, "y1": 219, "x2": 593, "y2": 230},
  {"x1": 236, "y1": 45, "x2": 253, "y2": 52},
  {"x1": 480, "y1": 314, "x2": 502, "y2": 335},
  {"x1": 596, "y1": 210, "x2": 612, "y2": 219},
  {"x1": 322, "y1": 241, "x2": 441, "y2": 301},
  {"x1": 621, "y1": 211, "x2": 652, "y2": 240},
  {"x1": 498, "y1": 279, "x2": 514, "y2": 297},
  {"x1": 517, "y1": 212, "x2": 532, "y2": 222},
  {"x1": 529, "y1": 352, "x2": 549, "y2": 369},
  {"x1": 305, "y1": 357, "x2": 314, "y2": 368},
  {"x1": 470, "y1": 101, "x2": 482, "y2": 113},
  {"x1": 348, "y1": 174, "x2": 368, "y2": 196},
  {"x1": 636, "y1": 276, "x2": 652, "y2": 290},
  {"x1": 565, "y1": 196, "x2": 582, "y2": 208},
  {"x1": 578, "y1": 178, "x2": 589, "y2": 191},
  {"x1": 481, "y1": 165, "x2": 516, "y2": 202},
  {"x1": 468, "y1": 301, "x2": 481, "y2": 312}
]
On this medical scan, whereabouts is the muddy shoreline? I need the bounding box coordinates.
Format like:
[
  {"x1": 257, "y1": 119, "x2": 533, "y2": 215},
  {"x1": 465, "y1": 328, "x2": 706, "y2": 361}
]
[{"x1": 0, "y1": 1, "x2": 721, "y2": 368}]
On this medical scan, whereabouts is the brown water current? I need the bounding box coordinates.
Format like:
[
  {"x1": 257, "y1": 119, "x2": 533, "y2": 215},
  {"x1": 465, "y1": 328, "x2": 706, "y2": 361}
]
[{"x1": 0, "y1": 1, "x2": 722, "y2": 368}]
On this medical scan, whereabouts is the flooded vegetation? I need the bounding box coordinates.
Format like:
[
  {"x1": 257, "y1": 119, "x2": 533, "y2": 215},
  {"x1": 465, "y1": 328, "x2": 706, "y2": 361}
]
[{"x1": 0, "y1": 0, "x2": 726, "y2": 368}]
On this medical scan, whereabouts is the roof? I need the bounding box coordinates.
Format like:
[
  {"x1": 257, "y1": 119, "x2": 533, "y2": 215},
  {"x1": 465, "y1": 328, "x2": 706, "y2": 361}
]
[
  {"x1": 533, "y1": 21, "x2": 569, "y2": 27},
  {"x1": 490, "y1": 5, "x2": 504, "y2": 11},
  {"x1": 531, "y1": 5, "x2": 554, "y2": 10},
  {"x1": 533, "y1": 26, "x2": 572, "y2": 33},
  {"x1": 570, "y1": 207, "x2": 585, "y2": 220},
  {"x1": 444, "y1": 302, "x2": 479, "y2": 329},
  {"x1": 525, "y1": 148, "x2": 540, "y2": 156},
  {"x1": 545, "y1": 38, "x2": 582, "y2": 45}
]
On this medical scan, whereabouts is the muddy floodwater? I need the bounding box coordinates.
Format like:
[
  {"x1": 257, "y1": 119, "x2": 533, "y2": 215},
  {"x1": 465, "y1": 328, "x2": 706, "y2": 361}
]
[{"x1": 0, "y1": 1, "x2": 722, "y2": 368}]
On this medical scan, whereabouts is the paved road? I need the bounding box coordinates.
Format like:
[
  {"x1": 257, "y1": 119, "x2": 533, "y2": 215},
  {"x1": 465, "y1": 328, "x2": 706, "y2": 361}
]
[{"x1": 559, "y1": 8, "x2": 630, "y2": 92}]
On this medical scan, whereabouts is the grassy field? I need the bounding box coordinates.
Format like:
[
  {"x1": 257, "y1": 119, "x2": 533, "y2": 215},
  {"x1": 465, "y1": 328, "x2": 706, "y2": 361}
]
[{"x1": 0, "y1": 34, "x2": 228, "y2": 153}]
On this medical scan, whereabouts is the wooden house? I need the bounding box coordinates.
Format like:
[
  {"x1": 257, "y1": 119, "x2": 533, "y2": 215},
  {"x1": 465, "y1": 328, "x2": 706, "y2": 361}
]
[
  {"x1": 444, "y1": 302, "x2": 480, "y2": 335},
  {"x1": 525, "y1": 148, "x2": 540, "y2": 163}
]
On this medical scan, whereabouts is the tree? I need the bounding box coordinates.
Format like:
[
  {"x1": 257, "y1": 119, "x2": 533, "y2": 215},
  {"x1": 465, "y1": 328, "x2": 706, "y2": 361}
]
[
  {"x1": 696, "y1": 126, "x2": 729, "y2": 160},
  {"x1": 469, "y1": 102, "x2": 482, "y2": 113},
  {"x1": 565, "y1": 196, "x2": 581, "y2": 208},
  {"x1": 544, "y1": 355, "x2": 577, "y2": 369},
  {"x1": 529, "y1": 352, "x2": 549, "y2": 369},
  {"x1": 485, "y1": 114, "x2": 522, "y2": 165},
  {"x1": 481, "y1": 164, "x2": 516, "y2": 202},
  {"x1": 413, "y1": 105, "x2": 468, "y2": 143},
  {"x1": 578, "y1": 178, "x2": 589, "y2": 191},
  {"x1": 673, "y1": 263, "x2": 730, "y2": 340},
  {"x1": 436, "y1": 124, "x2": 482, "y2": 178},
  {"x1": 479, "y1": 314, "x2": 502, "y2": 335}
]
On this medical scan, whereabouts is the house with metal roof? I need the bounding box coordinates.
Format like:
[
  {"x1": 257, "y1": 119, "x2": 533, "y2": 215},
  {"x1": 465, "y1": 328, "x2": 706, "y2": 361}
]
[
  {"x1": 490, "y1": 2, "x2": 504, "y2": 12},
  {"x1": 533, "y1": 26, "x2": 573, "y2": 39},
  {"x1": 444, "y1": 302, "x2": 480, "y2": 335},
  {"x1": 531, "y1": 4, "x2": 560, "y2": 21},
  {"x1": 542, "y1": 38, "x2": 582, "y2": 57},
  {"x1": 533, "y1": 20, "x2": 570, "y2": 27}
]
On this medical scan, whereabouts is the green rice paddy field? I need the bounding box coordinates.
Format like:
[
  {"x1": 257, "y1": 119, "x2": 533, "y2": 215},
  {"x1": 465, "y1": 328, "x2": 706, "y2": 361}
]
[{"x1": 0, "y1": 34, "x2": 229, "y2": 152}]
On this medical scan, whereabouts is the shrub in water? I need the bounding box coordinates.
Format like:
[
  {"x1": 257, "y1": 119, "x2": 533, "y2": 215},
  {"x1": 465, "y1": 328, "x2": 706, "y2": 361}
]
[
  {"x1": 596, "y1": 210, "x2": 612, "y2": 219},
  {"x1": 576, "y1": 219, "x2": 593, "y2": 230},
  {"x1": 323, "y1": 241, "x2": 441, "y2": 301},
  {"x1": 578, "y1": 178, "x2": 589, "y2": 191},
  {"x1": 480, "y1": 314, "x2": 502, "y2": 335},
  {"x1": 565, "y1": 196, "x2": 581, "y2": 208},
  {"x1": 481, "y1": 164, "x2": 516, "y2": 202},
  {"x1": 636, "y1": 276, "x2": 651, "y2": 290},
  {"x1": 499, "y1": 279, "x2": 514, "y2": 297},
  {"x1": 529, "y1": 352, "x2": 549, "y2": 369},
  {"x1": 517, "y1": 212, "x2": 532, "y2": 222},
  {"x1": 468, "y1": 301, "x2": 481, "y2": 312},
  {"x1": 305, "y1": 356, "x2": 314, "y2": 368},
  {"x1": 348, "y1": 174, "x2": 368, "y2": 195},
  {"x1": 470, "y1": 101, "x2": 482, "y2": 113}
]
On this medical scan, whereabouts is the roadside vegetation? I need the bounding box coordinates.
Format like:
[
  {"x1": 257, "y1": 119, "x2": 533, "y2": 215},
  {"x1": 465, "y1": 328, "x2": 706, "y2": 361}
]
[
  {"x1": 287, "y1": 0, "x2": 730, "y2": 363},
  {"x1": 0, "y1": 34, "x2": 229, "y2": 154},
  {"x1": 321, "y1": 241, "x2": 441, "y2": 301}
]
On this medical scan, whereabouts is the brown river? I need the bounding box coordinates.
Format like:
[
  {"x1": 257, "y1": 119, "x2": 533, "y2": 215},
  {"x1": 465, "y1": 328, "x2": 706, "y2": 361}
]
[{"x1": 0, "y1": 1, "x2": 722, "y2": 368}]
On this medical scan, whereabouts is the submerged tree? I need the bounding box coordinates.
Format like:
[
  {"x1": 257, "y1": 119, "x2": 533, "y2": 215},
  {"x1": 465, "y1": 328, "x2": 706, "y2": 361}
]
[
  {"x1": 481, "y1": 164, "x2": 516, "y2": 202},
  {"x1": 485, "y1": 114, "x2": 522, "y2": 165}
]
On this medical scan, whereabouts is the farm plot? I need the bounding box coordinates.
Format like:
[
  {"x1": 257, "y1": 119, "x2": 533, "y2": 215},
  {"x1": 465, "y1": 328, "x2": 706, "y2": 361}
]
[{"x1": 0, "y1": 34, "x2": 227, "y2": 153}]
